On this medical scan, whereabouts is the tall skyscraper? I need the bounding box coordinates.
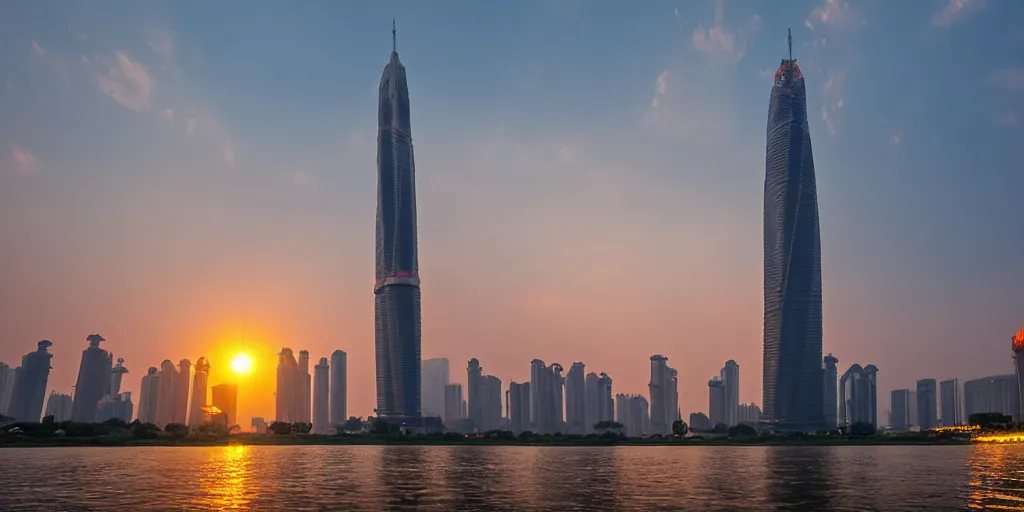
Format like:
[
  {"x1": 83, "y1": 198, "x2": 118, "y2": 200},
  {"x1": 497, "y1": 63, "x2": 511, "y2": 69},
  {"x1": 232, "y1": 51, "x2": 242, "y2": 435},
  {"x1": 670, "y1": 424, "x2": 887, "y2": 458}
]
[
  {"x1": 964, "y1": 374, "x2": 1020, "y2": 420},
  {"x1": 313, "y1": 357, "x2": 330, "y2": 434},
  {"x1": 597, "y1": 373, "x2": 614, "y2": 424},
  {"x1": 174, "y1": 359, "x2": 192, "y2": 425},
  {"x1": 330, "y1": 350, "x2": 347, "y2": 427},
  {"x1": 0, "y1": 362, "x2": 16, "y2": 416},
  {"x1": 298, "y1": 350, "x2": 311, "y2": 424},
  {"x1": 508, "y1": 381, "x2": 531, "y2": 433},
  {"x1": 1013, "y1": 329, "x2": 1024, "y2": 420},
  {"x1": 565, "y1": 362, "x2": 587, "y2": 434},
  {"x1": 721, "y1": 360, "x2": 740, "y2": 427},
  {"x1": 890, "y1": 389, "x2": 911, "y2": 430},
  {"x1": 467, "y1": 358, "x2": 483, "y2": 429},
  {"x1": 276, "y1": 348, "x2": 299, "y2": 423},
  {"x1": 443, "y1": 383, "x2": 463, "y2": 430},
  {"x1": 480, "y1": 375, "x2": 503, "y2": 432},
  {"x1": 530, "y1": 359, "x2": 564, "y2": 434},
  {"x1": 71, "y1": 334, "x2": 111, "y2": 423},
  {"x1": 822, "y1": 353, "x2": 839, "y2": 429},
  {"x1": 9, "y1": 340, "x2": 54, "y2": 422},
  {"x1": 188, "y1": 357, "x2": 211, "y2": 427},
  {"x1": 738, "y1": 403, "x2": 763, "y2": 425},
  {"x1": 374, "y1": 22, "x2": 422, "y2": 421},
  {"x1": 97, "y1": 357, "x2": 132, "y2": 423},
  {"x1": 615, "y1": 394, "x2": 650, "y2": 438},
  {"x1": 708, "y1": 377, "x2": 727, "y2": 426},
  {"x1": 211, "y1": 383, "x2": 238, "y2": 428},
  {"x1": 762, "y1": 30, "x2": 824, "y2": 431},
  {"x1": 939, "y1": 378, "x2": 962, "y2": 426},
  {"x1": 137, "y1": 367, "x2": 160, "y2": 424},
  {"x1": 649, "y1": 355, "x2": 678, "y2": 435},
  {"x1": 421, "y1": 358, "x2": 450, "y2": 418},
  {"x1": 45, "y1": 391, "x2": 73, "y2": 422},
  {"x1": 916, "y1": 378, "x2": 938, "y2": 430},
  {"x1": 154, "y1": 359, "x2": 186, "y2": 428},
  {"x1": 838, "y1": 364, "x2": 878, "y2": 428}
]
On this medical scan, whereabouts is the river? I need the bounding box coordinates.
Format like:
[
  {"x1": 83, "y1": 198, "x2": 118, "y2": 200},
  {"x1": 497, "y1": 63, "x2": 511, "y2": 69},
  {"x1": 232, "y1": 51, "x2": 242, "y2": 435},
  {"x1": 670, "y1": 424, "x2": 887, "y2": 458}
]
[{"x1": 1, "y1": 444, "x2": 1022, "y2": 510}]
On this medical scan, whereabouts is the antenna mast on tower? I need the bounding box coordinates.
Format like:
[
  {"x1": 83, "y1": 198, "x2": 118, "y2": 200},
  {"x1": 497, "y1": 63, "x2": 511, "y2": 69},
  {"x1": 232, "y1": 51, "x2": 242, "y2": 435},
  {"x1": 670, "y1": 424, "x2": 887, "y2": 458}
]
[
  {"x1": 392, "y1": 19, "x2": 397, "y2": 52},
  {"x1": 787, "y1": 28, "x2": 793, "y2": 60}
]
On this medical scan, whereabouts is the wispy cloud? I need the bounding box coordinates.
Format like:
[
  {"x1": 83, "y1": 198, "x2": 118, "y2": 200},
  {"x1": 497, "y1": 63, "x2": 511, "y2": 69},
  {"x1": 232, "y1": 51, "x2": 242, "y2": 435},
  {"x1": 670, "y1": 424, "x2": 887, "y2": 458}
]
[
  {"x1": 805, "y1": 0, "x2": 857, "y2": 31},
  {"x1": 998, "y1": 111, "x2": 1019, "y2": 126},
  {"x1": 931, "y1": 0, "x2": 986, "y2": 27},
  {"x1": 10, "y1": 141, "x2": 38, "y2": 173},
  {"x1": 31, "y1": 40, "x2": 44, "y2": 56},
  {"x1": 159, "y1": 108, "x2": 174, "y2": 122},
  {"x1": 674, "y1": 7, "x2": 680, "y2": 18},
  {"x1": 890, "y1": 130, "x2": 903, "y2": 147},
  {"x1": 989, "y1": 67, "x2": 1024, "y2": 90},
  {"x1": 820, "y1": 70, "x2": 846, "y2": 136},
  {"x1": 94, "y1": 52, "x2": 152, "y2": 112},
  {"x1": 651, "y1": 70, "x2": 670, "y2": 110},
  {"x1": 691, "y1": 0, "x2": 760, "y2": 60}
]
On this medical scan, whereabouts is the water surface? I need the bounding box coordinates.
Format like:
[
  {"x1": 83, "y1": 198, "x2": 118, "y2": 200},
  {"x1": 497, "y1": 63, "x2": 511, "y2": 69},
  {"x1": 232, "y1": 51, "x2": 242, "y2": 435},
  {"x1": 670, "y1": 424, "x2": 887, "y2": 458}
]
[{"x1": 1, "y1": 445, "x2": 1023, "y2": 511}]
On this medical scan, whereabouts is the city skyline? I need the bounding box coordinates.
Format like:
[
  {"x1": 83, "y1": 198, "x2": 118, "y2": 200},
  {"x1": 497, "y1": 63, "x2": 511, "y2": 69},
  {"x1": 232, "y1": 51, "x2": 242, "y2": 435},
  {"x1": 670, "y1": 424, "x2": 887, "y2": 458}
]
[{"x1": 1, "y1": 1, "x2": 1023, "y2": 424}]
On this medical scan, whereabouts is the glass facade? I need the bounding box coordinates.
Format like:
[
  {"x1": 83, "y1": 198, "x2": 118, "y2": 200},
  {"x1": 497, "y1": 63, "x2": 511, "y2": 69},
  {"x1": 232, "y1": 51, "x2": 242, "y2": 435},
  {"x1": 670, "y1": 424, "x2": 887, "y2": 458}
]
[
  {"x1": 762, "y1": 58, "x2": 824, "y2": 431},
  {"x1": 374, "y1": 47, "x2": 422, "y2": 420}
]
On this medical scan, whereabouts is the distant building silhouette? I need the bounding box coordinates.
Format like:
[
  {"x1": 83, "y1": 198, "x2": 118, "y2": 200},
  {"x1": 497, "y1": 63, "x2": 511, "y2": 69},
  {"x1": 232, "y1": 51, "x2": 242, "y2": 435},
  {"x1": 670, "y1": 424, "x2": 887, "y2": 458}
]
[
  {"x1": 565, "y1": 362, "x2": 586, "y2": 434},
  {"x1": 890, "y1": 389, "x2": 911, "y2": 430},
  {"x1": 738, "y1": 403, "x2": 763, "y2": 425},
  {"x1": 708, "y1": 377, "x2": 727, "y2": 426},
  {"x1": 298, "y1": 350, "x2": 311, "y2": 424},
  {"x1": 689, "y1": 411, "x2": 712, "y2": 432},
  {"x1": 96, "y1": 357, "x2": 132, "y2": 423},
  {"x1": 839, "y1": 364, "x2": 878, "y2": 428},
  {"x1": 71, "y1": 334, "x2": 111, "y2": 423},
  {"x1": 480, "y1": 375, "x2": 502, "y2": 431},
  {"x1": 374, "y1": 25, "x2": 423, "y2": 422},
  {"x1": 616, "y1": 394, "x2": 650, "y2": 438},
  {"x1": 313, "y1": 357, "x2": 330, "y2": 434},
  {"x1": 939, "y1": 378, "x2": 962, "y2": 426},
  {"x1": 507, "y1": 381, "x2": 530, "y2": 434},
  {"x1": 188, "y1": 357, "x2": 211, "y2": 427},
  {"x1": 467, "y1": 358, "x2": 483, "y2": 430},
  {"x1": 212, "y1": 384, "x2": 238, "y2": 429},
  {"x1": 964, "y1": 374, "x2": 1020, "y2": 421},
  {"x1": 916, "y1": 378, "x2": 938, "y2": 430},
  {"x1": 1013, "y1": 329, "x2": 1024, "y2": 419},
  {"x1": 421, "y1": 358, "x2": 449, "y2": 419},
  {"x1": 529, "y1": 359, "x2": 564, "y2": 434},
  {"x1": 153, "y1": 359, "x2": 191, "y2": 428},
  {"x1": 174, "y1": 359, "x2": 192, "y2": 425},
  {"x1": 443, "y1": 383, "x2": 463, "y2": 430},
  {"x1": 649, "y1": 355, "x2": 678, "y2": 435},
  {"x1": 9, "y1": 340, "x2": 54, "y2": 422},
  {"x1": 330, "y1": 350, "x2": 347, "y2": 428},
  {"x1": 137, "y1": 367, "x2": 160, "y2": 424},
  {"x1": 822, "y1": 353, "x2": 840, "y2": 429},
  {"x1": 762, "y1": 34, "x2": 824, "y2": 431},
  {"x1": 0, "y1": 362, "x2": 16, "y2": 416},
  {"x1": 276, "y1": 348, "x2": 300, "y2": 423},
  {"x1": 721, "y1": 360, "x2": 740, "y2": 427},
  {"x1": 44, "y1": 391, "x2": 73, "y2": 422},
  {"x1": 584, "y1": 372, "x2": 612, "y2": 431}
]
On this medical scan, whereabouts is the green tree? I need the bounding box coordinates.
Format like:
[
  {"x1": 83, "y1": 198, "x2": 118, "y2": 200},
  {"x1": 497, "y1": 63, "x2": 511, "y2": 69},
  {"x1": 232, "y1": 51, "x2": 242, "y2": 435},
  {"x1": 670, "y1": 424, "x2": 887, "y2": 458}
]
[
  {"x1": 132, "y1": 422, "x2": 161, "y2": 439},
  {"x1": 712, "y1": 422, "x2": 728, "y2": 434},
  {"x1": 849, "y1": 422, "x2": 877, "y2": 437},
  {"x1": 727, "y1": 423, "x2": 758, "y2": 438},
  {"x1": 164, "y1": 423, "x2": 189, "y2": 440},
  {"x1": 370, "y1": 418, "x2": 392, "y2": 435},
  {"x1": 969, "y1": 412, "x2": 1013, "y2": 429},
  {"x1": 672, "y1": 420, "x2": 689, "y2": 437},
  {"x1": 293, "y1": 422, "x2": 313, "y2": 434},
  {"x1": 268, "y1": 421, "x2": 293, "y2": 435}
]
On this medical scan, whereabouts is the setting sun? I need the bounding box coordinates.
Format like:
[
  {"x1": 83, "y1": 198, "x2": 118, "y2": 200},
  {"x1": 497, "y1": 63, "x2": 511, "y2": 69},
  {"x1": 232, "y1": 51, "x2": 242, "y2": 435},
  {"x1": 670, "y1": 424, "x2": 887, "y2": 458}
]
[{"x1": 230, "y1": 353, "x2": 254, "y2": 375}]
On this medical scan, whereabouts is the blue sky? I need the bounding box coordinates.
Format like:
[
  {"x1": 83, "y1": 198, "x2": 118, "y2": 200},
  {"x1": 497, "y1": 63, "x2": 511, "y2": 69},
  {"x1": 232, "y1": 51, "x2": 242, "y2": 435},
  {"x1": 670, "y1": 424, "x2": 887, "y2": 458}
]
[{"x1": 1, "y1": 0, "x2": 1022, "y2": 421}]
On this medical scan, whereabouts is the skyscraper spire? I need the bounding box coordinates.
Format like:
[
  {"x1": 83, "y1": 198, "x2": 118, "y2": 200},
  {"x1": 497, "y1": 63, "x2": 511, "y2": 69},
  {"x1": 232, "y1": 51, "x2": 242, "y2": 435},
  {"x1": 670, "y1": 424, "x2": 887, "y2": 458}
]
[
  {"x1": 788, "y1": 28, "x2": 793, "y2": 60},
  {"x1": 392, "y1": 19, "x2": 396, "y2": 53}
]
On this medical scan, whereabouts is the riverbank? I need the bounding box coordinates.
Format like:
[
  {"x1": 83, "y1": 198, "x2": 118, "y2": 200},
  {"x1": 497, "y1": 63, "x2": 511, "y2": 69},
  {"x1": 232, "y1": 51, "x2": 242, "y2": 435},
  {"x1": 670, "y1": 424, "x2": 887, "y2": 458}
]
[{"x1": 0, "y1": 434, "x2": 972, "y2": 448}]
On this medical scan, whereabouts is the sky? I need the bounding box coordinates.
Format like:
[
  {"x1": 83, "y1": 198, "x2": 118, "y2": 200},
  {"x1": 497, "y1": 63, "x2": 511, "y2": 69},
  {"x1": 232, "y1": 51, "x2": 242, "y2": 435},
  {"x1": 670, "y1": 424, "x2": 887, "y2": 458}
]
[{"x1": 1, "y1": 0, "x2": 1022, "y2": 425}]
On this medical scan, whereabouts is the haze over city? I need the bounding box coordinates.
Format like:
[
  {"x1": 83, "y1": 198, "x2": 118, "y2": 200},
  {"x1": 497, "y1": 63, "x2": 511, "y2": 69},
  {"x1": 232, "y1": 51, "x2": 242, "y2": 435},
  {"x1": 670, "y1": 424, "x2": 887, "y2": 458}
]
[{"x1": 1, "y1": 0, "x2": 1022, "y2": 425}]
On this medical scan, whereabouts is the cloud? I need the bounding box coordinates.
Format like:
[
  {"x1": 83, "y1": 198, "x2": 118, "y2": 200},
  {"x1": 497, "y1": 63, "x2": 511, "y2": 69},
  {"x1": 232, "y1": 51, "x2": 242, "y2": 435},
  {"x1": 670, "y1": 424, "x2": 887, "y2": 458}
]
[
  {"x1": 931, "y1": 0, "x2": 986, "y2": 27},
  {"x1": 820, "y1": 70, "x2": 846, "y2": 136},
  {"x1": 10, "y1": 141, "x2": 38, "y2": 172},
  {"x1": 691, "y1": 0, "x2": 760, "y2": 60},
  {"x1": 31, "y1": 41, "x2": 44, "y2": 56},
  {"x1": 674, "y1": 7, "x2": 680, "y2": 18},
  {"x1": 94, "y1": 52, "x2": 152, "y2": 112},
  {"x1": 159, "y1": 108, "x2": 174, "y2": 121},
  {"x1": 989, "y1": 67, "x2": 1024, "y2": 91},
  {"x1": 805, "y1": 0, "x2": 856, "y2": 31},
  {"x1": 890, "y1": 131, "x2": 903, "y2": 147},
  {"x1": 651, "y1": 70, "x2": 670, "y2": 109},
  {"x1": 998, "y1": 112, "x2": 1019, "y2": 126}
]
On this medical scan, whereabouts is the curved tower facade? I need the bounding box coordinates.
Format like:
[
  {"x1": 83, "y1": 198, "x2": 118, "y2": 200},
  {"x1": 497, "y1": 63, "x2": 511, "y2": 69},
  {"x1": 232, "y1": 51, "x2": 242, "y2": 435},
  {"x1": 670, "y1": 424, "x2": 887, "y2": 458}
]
[
  {"x1": 762, "y1": 31, "x2": 824, "y2": 431},
  {"x1": 1013, "y1": 328, "x2": 1024, "y2": 420},
  {"x1": 374, "y1": 24, "x2": 422, "y2": 420}
]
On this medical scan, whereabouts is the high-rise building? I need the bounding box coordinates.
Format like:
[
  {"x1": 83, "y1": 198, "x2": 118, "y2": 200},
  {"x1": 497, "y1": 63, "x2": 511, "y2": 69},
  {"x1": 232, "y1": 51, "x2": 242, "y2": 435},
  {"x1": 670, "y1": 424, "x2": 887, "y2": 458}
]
[
  {"x1": 174, "y1": 359, "x2": 192, "y2": 425},
  {"x1": 298, "y1": 350, "x2": 311, "y2": 424},
  {"x1": 443, "y1": 383, "x2": 463, "y2": 430},
  {"x1": 480, "y1": 375, "x2": 503, "y2": 432},
  {"x1": 565, "y1": 362, "x2": 586, "y2": 434},
  {"x1": 530, "y1": 359, "x2": 564, "y2": 434},
  {"x1": 738, "y1": 403, "x2": 763, "y2": 425},
  {"x1": 708, "y1": 377, "x2": 727, "y2": 426},
  {"x1": 313, "y1": 357, "x2": 330, "y2": 434},
  {"x1": 188, "y1": 357, "x2": 211, "y2": 426},
  {"x1": 615, "y1": 394, "x2": 650, "y2": 438},
  {"x1": 721, "y1": 360, "x2": 740, "y2": 427},
  {"x1": 762, "y1": 31, "x2": 824, "y2": 432},
  {"x1": 212, "y1": 384, "x2": 238, "y2": 428},
  {"x1": 276, "y1": 348, "x2": 299, "y2": 423},
  {"x1": 916, "y1": 378, "x2": 938, "y2": 430},
  {"x1": 467, "y1": 358, "x2": 483, "y2": 430},
  {"x1": 839, "y1": 364, "x2": 878, "y2": 428},
  {"x1": 822, "y1": 353, "x2": 839, "y2": 429},
  {"x1": 890, "y1": 389, "x2": 911, "y2": 430},
  {"x1": 508, "y1": 381, "x2": 531, "y2": 434},
  {"x1": 964, "y1": 374, "x2": 1020, "y2": 421},
  {"x1": 939, "y1": 378, "x2": 962, "y2": 426},
  {"x1": 0, "y1": 362, "x2": 16, "y2": 416},
  {"x1": 649, "y1": 355, "x2": 678, "y2": 435},
  {"x1": 330, "y1": 350, "x2": 348, "y2": 428},
  {"x1": 154, "y1": 359, "x2": 185, "y2": 428},
  {"x1": 137, "y1": 367, "x2": 160, "y2": 424},
  {"x1": 71, "y1": 334, "x2": 112, "y2": 423},
  {"x1": 9, "y1": 340, "x2": 54, "y2": 422},
  {"x1": 97, "y1": 357, "x2": 132, "y2": 423},
  {"x1": 689, "y1": 412, "x2": 712, "y2": 432},
  {"x1": 1013, "y1": 329, "x2": 1024, "y2": 420},
  {"x1": 421, "y1": 358, "x2": 449, "y2": 418},
  {"x1": 374, "y1": 23, "x2": 422, "y2": 422},
  {"x1": 44, "y1": 391, "x2": 73, "y2": 422},
  {"x1": 584, "y1": 371, "x2": 599, "y2": 432}
]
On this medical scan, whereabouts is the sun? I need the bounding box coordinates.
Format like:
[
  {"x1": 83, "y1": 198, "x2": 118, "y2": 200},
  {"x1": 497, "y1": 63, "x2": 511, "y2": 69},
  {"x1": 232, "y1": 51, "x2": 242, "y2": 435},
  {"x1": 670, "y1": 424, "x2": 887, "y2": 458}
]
[{"x1": 230, "y1": 353, "x2": 253, "y2": 375}]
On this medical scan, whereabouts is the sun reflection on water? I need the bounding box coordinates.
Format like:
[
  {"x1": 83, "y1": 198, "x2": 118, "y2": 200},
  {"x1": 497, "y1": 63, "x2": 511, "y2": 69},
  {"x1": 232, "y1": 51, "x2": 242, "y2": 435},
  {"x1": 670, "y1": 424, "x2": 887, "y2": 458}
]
[{"x1": 194, "y1": 445, "x2": 256, "y2": 510}]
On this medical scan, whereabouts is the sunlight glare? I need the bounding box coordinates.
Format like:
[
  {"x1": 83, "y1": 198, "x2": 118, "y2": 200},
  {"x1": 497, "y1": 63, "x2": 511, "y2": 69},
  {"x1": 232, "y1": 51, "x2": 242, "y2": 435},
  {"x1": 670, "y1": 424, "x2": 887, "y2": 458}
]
[{"x1": 230, "y1": 353, "x2": 253, "y2": 375}]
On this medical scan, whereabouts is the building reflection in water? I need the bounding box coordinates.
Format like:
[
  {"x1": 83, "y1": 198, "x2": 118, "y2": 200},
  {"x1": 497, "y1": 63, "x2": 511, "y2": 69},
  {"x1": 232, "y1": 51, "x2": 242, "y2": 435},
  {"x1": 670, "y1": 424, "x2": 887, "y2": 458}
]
[
  {"x1": 194, "y1": 445, "x2": 258, "y2": 510},
  {"x1": 442, "y1": 446, "x2": 523, "y2": 511},
  {"x1": 764, "y1": 447, "x2": 835, "y2": 511},
  {"x1": 377, "y1": 446, "x2": 433, "y2": 510},
  {"x1": 531, "y1": 447, "x2": 622, "y2": 511},
  {"x1": 696, "y1": 446, "x2": 770, "y2": 510}
]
